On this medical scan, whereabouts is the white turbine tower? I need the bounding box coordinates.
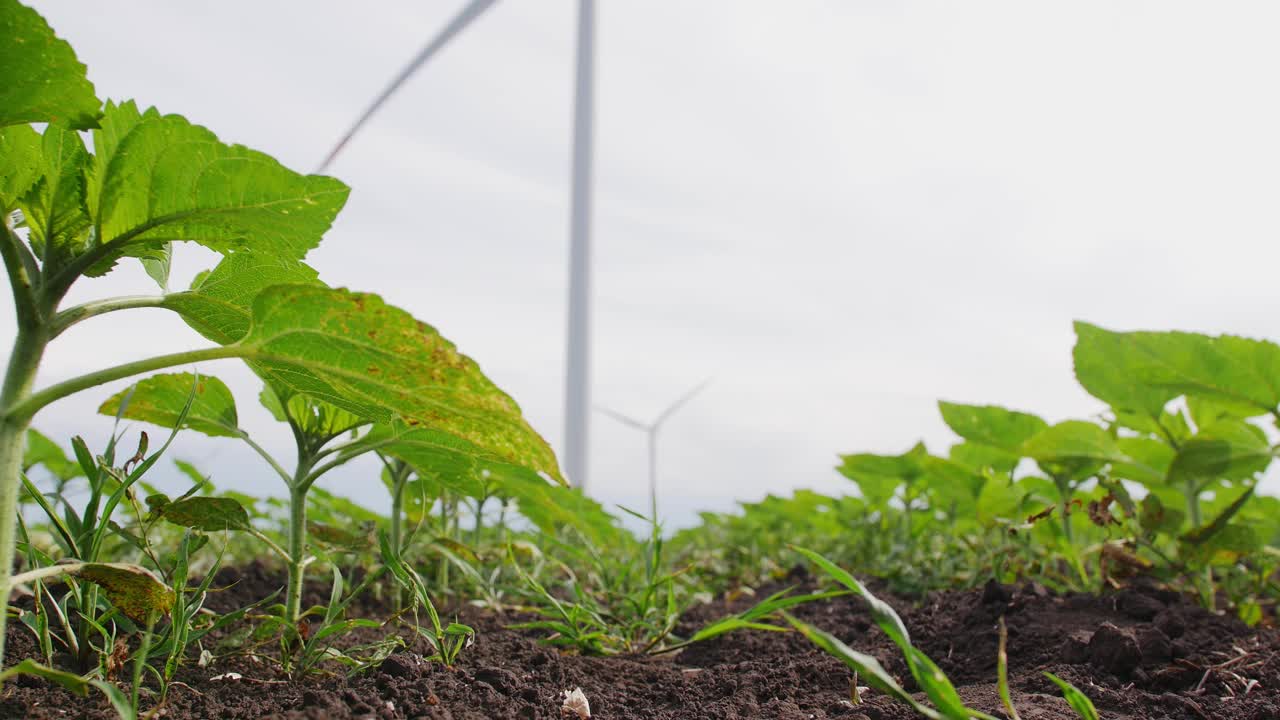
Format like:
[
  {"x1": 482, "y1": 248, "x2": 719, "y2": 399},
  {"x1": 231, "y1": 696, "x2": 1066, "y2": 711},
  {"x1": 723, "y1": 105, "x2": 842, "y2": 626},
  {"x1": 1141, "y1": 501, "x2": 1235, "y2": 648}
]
[
  {"x1": 564, "y1": 0, "x2": 595, "y2": 494},
  {"x1": 317, "y1": 0, "x2": 598, "y2": 492}
]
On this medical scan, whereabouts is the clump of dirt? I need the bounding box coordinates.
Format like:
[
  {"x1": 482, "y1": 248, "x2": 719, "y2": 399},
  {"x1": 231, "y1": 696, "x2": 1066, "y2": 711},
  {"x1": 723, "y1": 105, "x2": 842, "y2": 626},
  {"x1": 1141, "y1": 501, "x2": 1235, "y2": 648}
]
[{"x1": 1, "y1": 565, "x2": 1276, "y2": 719}]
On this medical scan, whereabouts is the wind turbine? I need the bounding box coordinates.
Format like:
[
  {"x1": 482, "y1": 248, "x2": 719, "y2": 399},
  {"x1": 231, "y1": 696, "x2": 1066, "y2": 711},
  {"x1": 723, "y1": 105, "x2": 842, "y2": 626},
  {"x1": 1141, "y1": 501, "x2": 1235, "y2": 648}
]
[
  {"x1": 315, "y1": 0, "x2": 598, "y2": 493},
  {"x1": 595, "y1": 379, "x2": 711, "y2": 522}
]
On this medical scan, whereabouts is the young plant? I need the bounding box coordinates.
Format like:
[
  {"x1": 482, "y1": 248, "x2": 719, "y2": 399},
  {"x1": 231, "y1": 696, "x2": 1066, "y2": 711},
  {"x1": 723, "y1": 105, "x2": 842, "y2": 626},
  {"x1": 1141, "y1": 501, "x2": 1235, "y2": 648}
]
[
  {"x1": 16, "y1": 417, "x2": 186, "y2": 672},
  {"x1": 788, "y1": 546, "x2": 1100, "y2": 720},
  {"x1": 0, "y1": 0, "x2": 562, "y2": 671},
  {"x1": 379, "y1": 530, "x2": 474, "y2": 666}
]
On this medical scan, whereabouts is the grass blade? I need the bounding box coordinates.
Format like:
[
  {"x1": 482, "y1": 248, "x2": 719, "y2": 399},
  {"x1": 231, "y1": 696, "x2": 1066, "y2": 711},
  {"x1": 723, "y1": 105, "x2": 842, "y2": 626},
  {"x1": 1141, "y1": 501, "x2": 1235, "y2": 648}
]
[
  {"x1": 1043, "y1": 672, "x2": 1100, "y2": 720},
  {"x1": 997, "y1": 617, "x2": 1021, "y2": 720},
  {"x1": 782, "y1": 612, "x2": 942, "y2": 720}
]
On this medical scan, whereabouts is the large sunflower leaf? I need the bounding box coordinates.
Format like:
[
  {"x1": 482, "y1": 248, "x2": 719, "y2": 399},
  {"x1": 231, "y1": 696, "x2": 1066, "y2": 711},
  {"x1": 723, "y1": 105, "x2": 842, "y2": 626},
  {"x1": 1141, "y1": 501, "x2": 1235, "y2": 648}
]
[
  {"x1": 91, "y1": 110, "x2": 347, "y2": 272},
  {"x1": 163, "y1": 251, "x2": 321, "y2": 344},
  {"x1": 0, "y1": 0, "x2": 100, "y2": 129},
  {"x1": 230, "y1": 285, "x2": 560, "y2": 482}
]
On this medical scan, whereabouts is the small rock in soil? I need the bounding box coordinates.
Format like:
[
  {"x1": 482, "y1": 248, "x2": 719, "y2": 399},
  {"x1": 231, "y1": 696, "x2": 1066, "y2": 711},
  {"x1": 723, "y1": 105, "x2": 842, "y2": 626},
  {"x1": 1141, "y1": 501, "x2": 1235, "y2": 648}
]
[
  {"x1": 1061, "y1": 630, "x2": 1093, "y2": 664},
  {"x1": 982, "y1": 579, "x2": 1011, "y2": 605},
  {"x1": 1089, "y1": 622, "x2": 1142, "y2": 676},
  {"x1": 1154, "y1": 608, "x2": 1187, "y2": 639},
  {"x1": 474, "y1": 666, "x2": 521, "y2": 695},
  {"x1": 378, "y1": 652, "x2": 422, "y2": 678},
  {"x1": 1137, "y1": 626, "x2": 1172, "y2": 664},
  {"x1": 1119, "y1": 591, "x2": 1166, "y2": 621}
]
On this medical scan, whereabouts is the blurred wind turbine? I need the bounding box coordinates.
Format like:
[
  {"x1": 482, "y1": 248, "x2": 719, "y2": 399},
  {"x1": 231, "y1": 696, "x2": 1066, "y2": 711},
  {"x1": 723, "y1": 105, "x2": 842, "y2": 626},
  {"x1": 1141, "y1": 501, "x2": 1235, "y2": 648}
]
[
  {"x1": 596, "y1": 379, "x2": 712, "y2": 522},
  {"x1": 315, "y1": 0, "x2": 598, "y2": 494}
]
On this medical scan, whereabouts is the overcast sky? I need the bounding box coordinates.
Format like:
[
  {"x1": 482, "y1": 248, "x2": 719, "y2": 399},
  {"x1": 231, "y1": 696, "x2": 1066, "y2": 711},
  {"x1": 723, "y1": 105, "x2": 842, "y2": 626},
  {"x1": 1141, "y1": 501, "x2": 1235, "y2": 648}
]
[{"x1": 11, "y1": 1, "x2": 1280, "y2": 526}]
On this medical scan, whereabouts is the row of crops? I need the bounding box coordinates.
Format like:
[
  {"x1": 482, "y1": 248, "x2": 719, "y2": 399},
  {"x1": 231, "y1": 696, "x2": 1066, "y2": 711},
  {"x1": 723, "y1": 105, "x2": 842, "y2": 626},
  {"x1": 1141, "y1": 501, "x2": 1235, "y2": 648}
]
[{"x1": 2, "y1": 1, "x2": 1277, "y2": 718}]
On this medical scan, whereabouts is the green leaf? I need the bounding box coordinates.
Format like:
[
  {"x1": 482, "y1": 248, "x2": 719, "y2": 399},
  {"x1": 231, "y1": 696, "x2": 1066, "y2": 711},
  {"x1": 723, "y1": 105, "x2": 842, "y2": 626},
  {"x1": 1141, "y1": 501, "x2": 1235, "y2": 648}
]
[
  {"x1": 0, "y1": 659, "x2": 92, "y2": 695},
  {"x1": 1138, "y1": 494, "x2": 1185, "y2": 535},
  {"x1": 235, "y1": 285, "x2": 561, "y2": 482},
  {"x1": 949, "y1": 441, "x2": 1019, "y2": 474},
  {"x1": 23, "y1": 428, "x2": 81, "y2": 481},
  {"x1": 1182, "y1": 487, "x2": 1256, "y2": 546},
  {"x1": 782, "y1": 614, "x2": 942, "y2": 720},
  {"x1": 501, "y1": 470, "x2": 621, "y2": 546},
  {"x1": 1167, "y1": 420, "x2": 1273, "y2": 485},
  {"x1": 1043, "y1": 672, "x2": 1100, "y2": 720},
  {"x1": 0, "y1": 0, "x2": 101, "y2": 129},
  {"x1": 1111, "y1": 437, "x2": 1175, "y2": 488},
  {"x1": 1075, "y1": 322, "x2": 1280, "y2": 416},
  {"x1": 94, "y1": 110, "x2": 348, "y2": 266},
  {"x1": 1187, "y1": 395, "x2": 1263, "y2": 427},
  {"x1": 160, "y1": 496, "x2": 251, "y2": 532},
  {"x1": 164, "y1": 251, "x2": 321, "y2": 344},
  {"x1": 919, "y1": 455, "x2": 985, "y2": 507},
  {"x1": 938, "y1": 401, "x2": 1047, "y2": 454},
  {"x1": 792, "y1": 546, "x2": 910, "y2": 647},
  {"x1": 140, "y1": 241, "x2": 173, "y2": 290},
  {"x1": 98, "y1": 372, "x2": 240, "y2": 438},
  {"x1": 905, "y1": 645, "x2": 972, "y2": 720},
  {"x1": 838, "y1": 443, "x2": 926, "y2": 505},
  {"x1": 19, "y1": 123, "x2": 92, "y2": 269},
  {"x1": 351, "y1": 421, "x2": 518, "y2": 499},
  {"x1": 260, "y1": 383, "x2": 364, "y2": 440},
  {"x1": 85, "y1": 100, "x2": 149, "y2": 220},
  {"x1": 0, "y1": 124, "x2": 42, "y2": 209},
  {"x1": 1021, "y1": 421, "x2": 1129, "y2": 466},
  {"x1": 1073, "y1": 321, "x2": 1178, "y2": 423}
]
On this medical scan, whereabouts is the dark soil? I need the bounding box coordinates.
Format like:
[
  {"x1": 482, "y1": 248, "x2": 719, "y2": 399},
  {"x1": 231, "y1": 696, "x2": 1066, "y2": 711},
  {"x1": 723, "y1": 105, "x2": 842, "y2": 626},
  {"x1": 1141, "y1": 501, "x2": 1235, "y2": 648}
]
[{"x1": 2, "y1": 563, "x2": 1277, "y2": 719}]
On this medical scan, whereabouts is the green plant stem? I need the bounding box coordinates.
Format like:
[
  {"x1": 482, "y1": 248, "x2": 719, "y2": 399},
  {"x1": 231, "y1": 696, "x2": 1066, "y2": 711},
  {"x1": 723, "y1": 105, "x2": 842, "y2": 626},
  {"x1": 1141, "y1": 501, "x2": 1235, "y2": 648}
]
[
  {"x1": 0, "y1": 225, "x2": 38, "y2": 323},
  {"x1": 284, "y1": 467, "x2": 313, "y2": 629},
  {"x1": 1055, "y1": 476, "x2": 1074, "y2": 546},
  {"x1": 474, "y1": 495, "x2": 488, "y2": 547},
  {"x1": 238, "y1": 432, "x2": 294, "y2": 487},
  {"x1": 49, "y1": 295, "x2": 166, "y2": 339},
  {"x1": 4, "y1": 345, "x2": 243, "y2": 421},
  {"x1": 1185, "y1": 480, "x2": 1202, "y2": 528},
  {"x1": 0, "y1": 325, "x2": 50, "y2": 670}
]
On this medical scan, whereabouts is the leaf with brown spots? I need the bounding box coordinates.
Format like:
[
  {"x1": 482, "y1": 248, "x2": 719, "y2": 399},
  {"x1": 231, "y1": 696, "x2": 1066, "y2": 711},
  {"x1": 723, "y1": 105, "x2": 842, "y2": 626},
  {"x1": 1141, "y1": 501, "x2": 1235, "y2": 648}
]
[{"x1": 233, "y1": 285, "x2": 562, "y2": 482}]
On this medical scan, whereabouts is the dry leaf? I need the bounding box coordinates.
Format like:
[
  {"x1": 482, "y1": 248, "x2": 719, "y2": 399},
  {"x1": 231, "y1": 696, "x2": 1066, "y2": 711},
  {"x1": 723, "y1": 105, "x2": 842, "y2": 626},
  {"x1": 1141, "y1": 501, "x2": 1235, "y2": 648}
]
[{"x1": 561, "y1": 687, "x2": 591, "y2": 718}]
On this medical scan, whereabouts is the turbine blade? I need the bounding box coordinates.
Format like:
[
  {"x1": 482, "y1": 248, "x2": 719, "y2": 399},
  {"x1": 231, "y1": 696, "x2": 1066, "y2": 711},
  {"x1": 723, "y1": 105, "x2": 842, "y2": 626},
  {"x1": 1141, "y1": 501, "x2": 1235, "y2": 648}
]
[
  {"x1": 316, "y1": 0, "x2": 500, "y2": 173},
  {"x1": 654, "y1": 378, "x2": 712, "y2": 428}
]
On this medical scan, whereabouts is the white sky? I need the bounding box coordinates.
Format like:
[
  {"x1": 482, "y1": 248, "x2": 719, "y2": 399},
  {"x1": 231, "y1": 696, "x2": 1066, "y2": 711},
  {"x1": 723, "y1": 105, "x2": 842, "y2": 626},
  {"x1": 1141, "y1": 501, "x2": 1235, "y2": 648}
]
[{"x1": 11, "y1": 1, "x2": 1280, "y2": 526}]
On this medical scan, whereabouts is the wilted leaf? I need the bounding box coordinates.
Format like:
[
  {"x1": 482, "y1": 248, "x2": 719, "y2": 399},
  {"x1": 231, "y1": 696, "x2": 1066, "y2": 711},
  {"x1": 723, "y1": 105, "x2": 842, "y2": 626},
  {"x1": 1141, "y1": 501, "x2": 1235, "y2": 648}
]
[
  {"x1": 161, "y1": 496, "x2": 250, "y2": 532},
  {"x1": 68, "y1": 563, "x2": 175, "y2": 621},
  {"x1": 235, "y1": 286, "x2": 562, "y2": 482}
]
